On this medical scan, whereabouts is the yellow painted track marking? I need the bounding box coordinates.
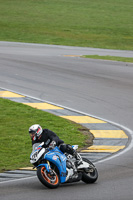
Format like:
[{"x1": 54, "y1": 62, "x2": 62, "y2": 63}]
[
  {"x1": 64, "y1": 55, "x2": 80, "y2": 57},
  {"x1": 81, "y1": 145, "x2": 125, "y2": 153},
  {"x1": 90, "y1": 130, "x2": 128, "y2": 138},
  {"x1": 0, "y1": 91, "x2": 25, "y2": 98},
  {"x1": 23, "y1": 103, "x2": 64, "y2": 110},
  {"x1": 61, "y1": 116, "x2": 106, "y2": 123},
  {"x1": 19, "y1": 167, "x2": 36, "y2": 171}
]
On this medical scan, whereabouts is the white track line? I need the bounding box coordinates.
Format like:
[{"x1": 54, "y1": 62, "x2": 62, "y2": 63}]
[{"x1": 0, "y1": 176, "x2": 36, "y2": 184}]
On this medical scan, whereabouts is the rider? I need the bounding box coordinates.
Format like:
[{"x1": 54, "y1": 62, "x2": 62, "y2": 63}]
[{"x1": 29, "y1": 124, "x2": 82, "y2": 165}]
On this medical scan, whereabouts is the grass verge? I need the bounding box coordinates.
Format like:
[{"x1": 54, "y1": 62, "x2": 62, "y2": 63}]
[
  {"x1": 0, "y1": 0, "x2": 133, "y2": 50},
  {"x1": 0, "y1": 98, "x2": 92, "y2": 172},
  {"x1": 82, "y1": 55, "x2": 133, "y2": 63}
]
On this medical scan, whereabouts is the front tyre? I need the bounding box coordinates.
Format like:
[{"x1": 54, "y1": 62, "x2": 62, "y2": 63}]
[
  {"x1": 82, "y1": 158, "x2": 98, "y2": 184},
  {"x1": 37, "y1": 166, "x2": 60, "y2": 189}
]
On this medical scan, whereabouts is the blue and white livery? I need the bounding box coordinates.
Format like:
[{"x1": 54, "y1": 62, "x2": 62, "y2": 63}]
[{"x1": 30, "y1": 142, "x2": 98, "y2": 188}]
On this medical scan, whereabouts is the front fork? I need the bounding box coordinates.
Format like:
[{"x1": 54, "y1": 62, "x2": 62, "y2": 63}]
[{"x1": 46, "y1": 161, "x2": 56, "y2": 176}]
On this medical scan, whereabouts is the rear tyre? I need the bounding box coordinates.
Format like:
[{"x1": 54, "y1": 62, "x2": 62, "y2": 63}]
[
  {"x1": 37, "y1": 165, "x2": 60, "y2": 189},
  {"x1": 82, "y1": 158, "x2": 98, "y2": 184}
]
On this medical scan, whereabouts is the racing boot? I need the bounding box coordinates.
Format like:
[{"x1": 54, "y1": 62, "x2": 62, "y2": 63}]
[{"x1": 74, "y1": 152, "x2": 83, "y2": 166}]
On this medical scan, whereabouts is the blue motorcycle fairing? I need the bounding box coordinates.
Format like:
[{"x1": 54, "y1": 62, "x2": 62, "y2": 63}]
[{"x1": 38, "y1": 146, "x2": 67, "y2": 183}]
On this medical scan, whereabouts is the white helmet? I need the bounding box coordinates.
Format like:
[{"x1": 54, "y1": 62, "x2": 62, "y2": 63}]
[{"x1": 29, "y1": 124, "x2": 43, "y2": 140}]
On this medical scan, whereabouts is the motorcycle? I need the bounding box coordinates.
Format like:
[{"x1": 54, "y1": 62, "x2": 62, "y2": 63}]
[{"x1": 30, "y1": 142, "x2": 98, "y2": 189}]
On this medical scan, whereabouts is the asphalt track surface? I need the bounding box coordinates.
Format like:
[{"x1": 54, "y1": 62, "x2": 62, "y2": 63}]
[{"x1": 0, "y1": 42, "x2": 133, "y2": 200}]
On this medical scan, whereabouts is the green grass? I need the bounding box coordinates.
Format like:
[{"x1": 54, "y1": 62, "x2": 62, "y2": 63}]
[
  {"x1": 82, "y1": 55, "x2": 133, "y2": 63},
  {"x1": 0, "y1": 0, "x2": 133, "y2": 50},
  {"x1": 0, "y1": 98, "x2": 91, "y2": 172}
]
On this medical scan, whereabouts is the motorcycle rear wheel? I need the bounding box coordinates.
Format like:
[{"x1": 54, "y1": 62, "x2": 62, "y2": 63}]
[
  {"x1": 82, "y1": 158, "x2": 98, "y2": 184},
  {"x1": 37, "y1": 166, "x2": 60, "y2": 189}
]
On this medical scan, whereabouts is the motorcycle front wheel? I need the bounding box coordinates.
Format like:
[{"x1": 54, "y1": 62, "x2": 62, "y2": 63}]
[
  {"x1": 37, "y1": 165, "x2": 60, "y2": 189},
  {"x1": 82, "y1": 158, "x2": 98, "y2": 184}
]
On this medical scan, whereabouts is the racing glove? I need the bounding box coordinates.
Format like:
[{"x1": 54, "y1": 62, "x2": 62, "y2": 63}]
[{"x1": 49, "y1": 141, "x2": 56, "y2": 149}]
